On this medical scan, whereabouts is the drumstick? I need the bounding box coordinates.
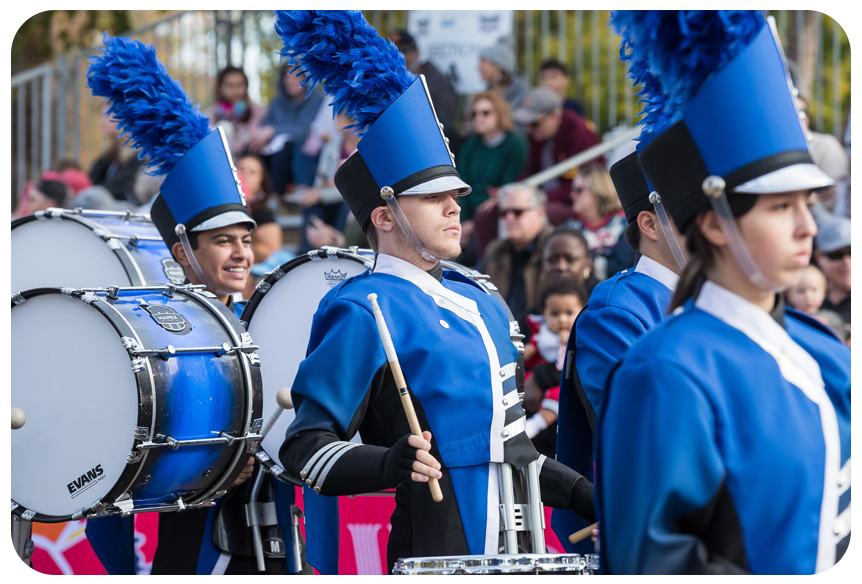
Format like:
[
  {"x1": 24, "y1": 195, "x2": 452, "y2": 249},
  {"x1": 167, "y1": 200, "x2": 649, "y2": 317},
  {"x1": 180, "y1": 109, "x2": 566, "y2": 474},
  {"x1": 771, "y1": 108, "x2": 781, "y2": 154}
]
[
  {"x1": 367, "y1": 293, "x2": 443, "y2": 503},
  {"x1": 261, "y1": 387, "x2": 293, "y2": 439},
  {"x1": 568, "y1": 522, "x2": 599, "y2": 545}
]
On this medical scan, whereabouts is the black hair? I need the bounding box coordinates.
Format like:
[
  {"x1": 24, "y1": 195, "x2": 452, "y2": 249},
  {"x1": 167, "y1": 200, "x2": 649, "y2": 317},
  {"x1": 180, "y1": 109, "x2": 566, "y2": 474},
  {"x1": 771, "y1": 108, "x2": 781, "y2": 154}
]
[
  {"x1": 365, "y1": 223, "x2": 379, "y2": 252},
  {"x1": 169, "y1": 230, "x2": 199, "y2": 263},
  {"x1": 540, "y1": 58, "x2": 570, "y2": 77},
  {"x1": 669, "y1": 194, "x2": 758, "y2": 312},
  {"x1": 36, "y1": 179, "x2": 69, "y2": 208},
  {"x1": 216, "y1": 66, "x2": 251, "y2": 124},
  {"x1": 623, "y1": 219, "x2": 641, "y2": 253},
  {"x1": 539, "y1": 276, "x2": 588, "y2": 311},
  {"x1": 545, "y1": 225, "x2": 589, "y2": 254}
]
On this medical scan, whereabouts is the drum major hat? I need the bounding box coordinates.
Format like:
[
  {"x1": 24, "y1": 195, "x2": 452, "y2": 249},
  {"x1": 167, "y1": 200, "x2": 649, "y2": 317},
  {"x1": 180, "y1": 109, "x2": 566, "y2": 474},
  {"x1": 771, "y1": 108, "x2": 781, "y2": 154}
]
[
  {"x1": 274, "y1": 11, "x2": 471, "y2": 235},
  {"x1": 612, "y1": 11, "x2": 834, "y2": 233},
  {"x1": 88, "y1": 34, "x2": 255, "y2": 251}
]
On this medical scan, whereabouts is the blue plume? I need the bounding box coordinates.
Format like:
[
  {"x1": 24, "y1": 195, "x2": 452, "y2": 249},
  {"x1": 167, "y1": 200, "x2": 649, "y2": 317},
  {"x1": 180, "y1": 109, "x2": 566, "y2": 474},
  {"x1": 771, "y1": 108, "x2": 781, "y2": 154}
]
[
  {"x1": 273, "y1": 10, "x2": 417, "y2": 132},
  {"x1": 611, "y1": 10, "x2": 764, "y2": 138},
  {"x1": 87, "y1": 33, "x2": 211, "y2": 175}
]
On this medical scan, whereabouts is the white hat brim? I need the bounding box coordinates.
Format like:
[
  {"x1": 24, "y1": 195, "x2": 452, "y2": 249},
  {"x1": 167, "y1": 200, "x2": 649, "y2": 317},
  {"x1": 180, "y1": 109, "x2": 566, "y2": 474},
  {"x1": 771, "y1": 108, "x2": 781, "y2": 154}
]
[
  {"x1": 400, "y1": 175, "x2": 472, "y2": 196},
  {"x1": 191, "y1": 210, "x2": 257, "y2": 232},
  {"x1": 733, "y1": 163, "x2": 834, "y2": 194}
]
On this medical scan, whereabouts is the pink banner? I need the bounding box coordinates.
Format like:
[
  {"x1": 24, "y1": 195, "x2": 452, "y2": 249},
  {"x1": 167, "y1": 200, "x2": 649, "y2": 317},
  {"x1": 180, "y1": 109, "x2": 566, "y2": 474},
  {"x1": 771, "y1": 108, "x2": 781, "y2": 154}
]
[{"x1": 31, "y1": 489, "x2": 565, "y2": 575}]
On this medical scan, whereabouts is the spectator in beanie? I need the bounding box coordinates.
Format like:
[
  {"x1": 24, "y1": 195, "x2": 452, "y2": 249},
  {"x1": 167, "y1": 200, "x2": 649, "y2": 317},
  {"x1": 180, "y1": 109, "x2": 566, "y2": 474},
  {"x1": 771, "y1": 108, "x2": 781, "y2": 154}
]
[
  {"x1": 512, "y1": 87, "x2": 602, "y2": 225},
  {"x1": 539, "y1": 59, "x2": 586, "y2": 119},
  {"x1": 390, "y1": 30, "x2": 460, "y2": 156},
  {"x1": 208, "y1": 66, "x2": 273, "y2": 159},
  {"x1": 458, "y1": 91, "x2": 528, "y2": 263},
  {"x1": 260, "y1": 63, "x2": 324, "y2": 195},
  {"x1": 813, "y1": 213, "x2": 851, "y2": 325},
  {"x1": 479, "y1": 36, "x2": 531, "y2": 113}
]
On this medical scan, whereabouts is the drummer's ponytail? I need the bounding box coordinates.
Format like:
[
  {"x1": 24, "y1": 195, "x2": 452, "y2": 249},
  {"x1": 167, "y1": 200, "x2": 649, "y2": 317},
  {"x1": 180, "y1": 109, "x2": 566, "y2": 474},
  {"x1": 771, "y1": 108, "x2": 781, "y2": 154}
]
[{"x1": 669, "y1": 194, "x2": 759, "y2": 312}]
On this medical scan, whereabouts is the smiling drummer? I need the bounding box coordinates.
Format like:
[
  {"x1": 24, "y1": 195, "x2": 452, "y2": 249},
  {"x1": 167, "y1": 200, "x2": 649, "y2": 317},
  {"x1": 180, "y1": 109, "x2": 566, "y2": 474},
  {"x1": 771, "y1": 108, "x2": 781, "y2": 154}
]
[
  {"x1": 82, "y1": 33, "x2": 308, "y2": 575},
  {"x1": 273, "y1": 10, "x2": 597, "y2": 575}
]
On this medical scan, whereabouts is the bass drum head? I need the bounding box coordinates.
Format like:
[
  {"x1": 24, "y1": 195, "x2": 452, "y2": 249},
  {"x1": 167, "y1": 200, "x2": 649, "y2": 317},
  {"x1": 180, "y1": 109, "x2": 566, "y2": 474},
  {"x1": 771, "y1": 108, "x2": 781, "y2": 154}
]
[
  {"x1": 246, "y1": 252, "x2": 372, "y2": 464},
  {"x1": 12, "y1": 293, "x2": 139, "y2": 519},
  {"x1": 12, "y1": 218, "x2": 132, "y2": 291}
]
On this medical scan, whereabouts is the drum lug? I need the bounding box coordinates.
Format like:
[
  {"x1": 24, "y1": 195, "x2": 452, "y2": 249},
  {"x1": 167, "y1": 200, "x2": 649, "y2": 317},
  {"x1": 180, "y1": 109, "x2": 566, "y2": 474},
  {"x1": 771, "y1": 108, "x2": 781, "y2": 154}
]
[
  {"x1": 240, "y1": 332, "x2": 254, "y2": 346},
  {"x1": 307, "y1": 250, "x2": 323, "y2": 261},
  {"x1": 106, "y1": 286, "x2": 120, "y2": 300},
  {"x1": 71, "y1": 508, "x2": 85, "y2": 521},
  {"x1": 322, "y1": 246, "x2": 339, "y2": 259},
  {"x1": 134, "y1": 426, "x2": 149, "y2": 440},
  {"x1": 114, "y1": 492, "x2": 135, "y2": 516},
  {"x1": 250, "y1": 418, "x2": 263, "y2": 433},
  {"x1": 255, "y1": 280, "x2": 272, "y2": 294},
  {"x1": 81, "y1": 293, "x2": 99, "y2": 305},
  {"x1": 12, "y1": 292, "x2": 25, "y2": 305},
  {"x1": 106, "y1": 238, "x2": 122, "y2": 251},
  {"x1": 128, "y1": 235, "x2": 140, "y2": 247},
  {"x1": 61, "y1": 287, "x2": 77, "y2": 298},
  {"x1": 20, "y1": 509, "x2": 36, "y2": 521},
  {"x1": 265, "y1": 265, "x2": 285, "y2": 281},
  {"x1": 121, "y1": 337, "x2": 140, "y2": 352},
  {"x1": 175, "y1": 497, "x2": 187, "y2": 512},
  {"x1": 127, "y1": 450, "x2": 144, "y2": 464},
  {"x1": 130, "y1": 357, "x2": 147, "y2": 373},
  {"x1": 245, "y1": 351, "x2": 261, "y2": 366},
  {"x1": 11, "y1": 500, "x2": 19, "y2": 511},
  {"x1": 162, "y1": 284, "x2": 175, "y2": 298}
]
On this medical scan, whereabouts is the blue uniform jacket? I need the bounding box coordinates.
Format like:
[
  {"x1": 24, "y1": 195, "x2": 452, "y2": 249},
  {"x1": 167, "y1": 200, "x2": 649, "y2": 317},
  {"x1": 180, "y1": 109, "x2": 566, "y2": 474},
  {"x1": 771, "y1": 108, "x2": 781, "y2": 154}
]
[
  {"x1": 553, "y1": 255, "x2": 677, "y2": 552},
  {"x1": 596, "y1": 281, "x2": 850, "y2": 574},
  {"x1": 283, "y1": 254, "x2": 528, "y2": 572}
]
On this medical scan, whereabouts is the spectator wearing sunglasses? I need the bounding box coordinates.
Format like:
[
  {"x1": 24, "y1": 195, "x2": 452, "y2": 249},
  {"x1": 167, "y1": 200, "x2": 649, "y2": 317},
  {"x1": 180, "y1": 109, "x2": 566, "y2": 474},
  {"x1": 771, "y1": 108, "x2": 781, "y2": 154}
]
[
  {"x1": 512, "y1": 87, "x2": 602, "y2": 226},
  {"x1": 457, "y1": 91, "x2": 528, "y2": 264},
  {"x1": 479, "y1": 184, "x2": 552, "y2": 318},
  {"x1": 813, "y1": 213, "x2": 851, "y2": 325},
  {"x1": 564, "y1": 163, "x2": 634, "y2": 280}
]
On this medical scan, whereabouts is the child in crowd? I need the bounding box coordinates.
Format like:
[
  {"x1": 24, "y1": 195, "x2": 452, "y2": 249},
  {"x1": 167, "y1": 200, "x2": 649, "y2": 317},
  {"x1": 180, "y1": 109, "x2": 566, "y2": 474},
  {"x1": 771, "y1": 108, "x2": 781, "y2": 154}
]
[
  {"x1": 524, "y1": 277, "x2": 587, "y2": 446},
  {"x1": 785, "y1": 264, "x2": 827, "y2": 315}
]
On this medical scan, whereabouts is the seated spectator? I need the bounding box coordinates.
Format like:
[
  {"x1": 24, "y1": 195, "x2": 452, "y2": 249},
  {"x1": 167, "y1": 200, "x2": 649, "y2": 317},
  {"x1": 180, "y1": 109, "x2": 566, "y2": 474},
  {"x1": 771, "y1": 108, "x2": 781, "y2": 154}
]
[
  {"x1": 294, "y1": 112, "x2": 356, "y2": 253},
  {"x1": 458, "y1": 91, "x2": 528, "y2": 263},
  {"x1": 131, "y1": 169, "x2": 165, "y2": 211},
  {"x1": 90, "y1": 106, "x2": 143, "y2": 205},
  {"x1": 797, "y1": 94, "x2": 850, "y2": 215},
  {"x1": 813, "y1": 213, "x2": 851, "y2": 325},
  {"x1": 391, "y1": 30, "x2": 460, "y2": 156},
  {"x1": 26, "y1": 179, "x2": 69, "y2": 213},
  {"x1": 478, "y1": 36, "x2": 531, "y2": 113},
  {"x1": 237, "y1": 154, "x2": 282, "y2": 265},
  {"x1": 786, "y1": 264, "x2": 827, "y2": 315},
  {"x1": 260, "y1": 63, "x2": 324, "y2": 195},
  {"x1": 564, "y1": 163, "x2": 634, "y2": 280},
  {"x1": 479, "y1": 183, "x2": 552, "y2": 319},
  {"x1": 512, "y1": 87, "x2": 602, "y2": 225},
  {"x1": 208, "y1": 66, "x2": 273, "y2": 159},
  {"x1": 539, "y1": 58, "x2": 586, "y2": 119}
]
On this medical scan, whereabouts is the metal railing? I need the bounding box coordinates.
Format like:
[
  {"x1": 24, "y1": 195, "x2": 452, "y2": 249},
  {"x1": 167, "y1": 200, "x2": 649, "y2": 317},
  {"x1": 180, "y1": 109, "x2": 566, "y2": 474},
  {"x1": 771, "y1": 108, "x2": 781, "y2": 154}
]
[{"x1": 11, "y1": 10, "x2": 851, "y2": 210}]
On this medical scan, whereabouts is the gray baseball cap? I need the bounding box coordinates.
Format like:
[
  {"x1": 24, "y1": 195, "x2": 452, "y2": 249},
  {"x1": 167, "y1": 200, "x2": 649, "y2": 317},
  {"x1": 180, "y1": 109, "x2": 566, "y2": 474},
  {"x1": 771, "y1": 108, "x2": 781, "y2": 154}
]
[
  {"x1": 815, "y1": 214, "x2": 851, "y2": 253},
  {"x1": 512, "y1": 87, "x2": 563, "y2": 125}
]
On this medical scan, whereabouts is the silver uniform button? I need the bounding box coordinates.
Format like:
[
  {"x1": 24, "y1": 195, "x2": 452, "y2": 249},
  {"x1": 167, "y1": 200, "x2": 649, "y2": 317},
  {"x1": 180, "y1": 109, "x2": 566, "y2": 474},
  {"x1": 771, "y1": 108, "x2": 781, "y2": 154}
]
[
  {"x1": 502, "y1": 430, "x2": 509, "y2": 438},
  {"x1": 440, "y1": 320, "x2": 449, "y2": 328},
  {"x1": 499, "y1": 369, "x2": 506, "y2": 378}
]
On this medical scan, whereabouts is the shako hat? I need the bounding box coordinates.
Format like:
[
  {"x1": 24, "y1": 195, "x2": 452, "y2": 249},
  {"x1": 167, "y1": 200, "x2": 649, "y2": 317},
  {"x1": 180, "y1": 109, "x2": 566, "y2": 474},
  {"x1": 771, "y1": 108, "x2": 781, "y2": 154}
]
[
  {"x1": 87, "y1": 34, "x2": 255, "y2": 251},
  {"x1": 611, "y1": 10, "x2": 833, "y2": 233},
  {"x1": 609, "y1": 152, "x2": 652, "y2": 224},
  {"x1": 273, "y1": 11, "x2": 471, "y2": 234}
]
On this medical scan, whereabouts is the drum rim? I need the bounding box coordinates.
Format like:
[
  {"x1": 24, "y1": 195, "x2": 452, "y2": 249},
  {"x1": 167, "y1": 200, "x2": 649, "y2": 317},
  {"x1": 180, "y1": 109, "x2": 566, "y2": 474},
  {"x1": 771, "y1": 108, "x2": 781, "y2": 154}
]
[
  {"x1": 12, "y1": 209, "x2": 155, "y2": 287},
  {"x1": 11, "y1": 286, "x2": 157, "y2": 523},
  {"x1": 240, "y1": 247, "x2": 374, "y2": 483},
  {"x1": 11, "y1": 284, "x2": 262, "y2": 521}
]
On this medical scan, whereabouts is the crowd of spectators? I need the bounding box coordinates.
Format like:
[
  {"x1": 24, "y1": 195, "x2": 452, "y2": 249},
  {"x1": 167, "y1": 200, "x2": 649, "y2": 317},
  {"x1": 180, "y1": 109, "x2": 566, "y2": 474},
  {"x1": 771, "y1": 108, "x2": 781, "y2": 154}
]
[{"x1": 12, "y1": 35, "x2": 851, "y2": 442}]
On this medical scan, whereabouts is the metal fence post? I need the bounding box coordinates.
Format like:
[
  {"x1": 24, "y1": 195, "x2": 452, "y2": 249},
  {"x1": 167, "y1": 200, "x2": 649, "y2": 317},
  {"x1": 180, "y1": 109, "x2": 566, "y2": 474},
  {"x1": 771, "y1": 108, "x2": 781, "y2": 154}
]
[
  {"x1": 574, "y1": 11, "x2": 583, "y2": 98},
  {"x1": 814, "y1": 12, "x2": 824, "y2": 133},
  {"x1": 832, "y1": 18, "x2": 841, "y2": 139},
  {"x1": 541, "y1": 10, "x2": 550, "y2": 61},
  {"x1": 608, "y1": 18, "x2": 617, "y2": 129},
  {"x1": 591, "y1": 10, "x2": 600, "y2": 125},
  {"x1": 31, "y1": 77, "x2": 40, "y2": 177},
  {"x1": 42, "y1": 69, "x2": 53, "y2": 171},
  {"x1": 56, "y1": 54, "x2": 67, "y2": 161},
  {"x1": 558, "y1": 10, "x2": 566, "y2": 64},
  {"x1": 525, "y1": 11, "x2": 534, "y2": 84},
  {"x1": 71, "y1": 54, "x2": 80, "y2": 163},
  {"x1": 17, "y1": 85, "x2": 26, "y2": 195}
]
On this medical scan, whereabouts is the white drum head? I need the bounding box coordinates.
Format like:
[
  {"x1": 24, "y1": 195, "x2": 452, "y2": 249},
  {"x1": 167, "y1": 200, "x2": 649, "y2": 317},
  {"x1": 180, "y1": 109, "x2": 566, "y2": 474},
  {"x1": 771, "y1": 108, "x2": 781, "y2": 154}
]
[
  {"x1": 12, "y1": 219, "x2": 132, "y2": 291},
  {"x1": 249, "y1": 255, "x2": 370, "y2": 460},
  {"x1": 12, "y1": 294, "x2": 139, "y2": 517}
]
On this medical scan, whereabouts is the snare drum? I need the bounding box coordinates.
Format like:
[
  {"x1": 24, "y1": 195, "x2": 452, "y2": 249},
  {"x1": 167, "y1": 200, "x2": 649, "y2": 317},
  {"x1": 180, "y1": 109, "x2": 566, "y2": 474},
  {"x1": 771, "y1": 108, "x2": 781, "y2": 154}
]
[
  {"x1": 393, "y1": 553, "x2": 590, "y2": 575},
  {"x1": 11, "y1": 208, "x2": 182, "y2": 292},
  {"x1": 240, "y1": 247, "x2": 374, "y2": 479},
  {"x1": 11, "y1": 284, "x2": 262, "y2": 522}
]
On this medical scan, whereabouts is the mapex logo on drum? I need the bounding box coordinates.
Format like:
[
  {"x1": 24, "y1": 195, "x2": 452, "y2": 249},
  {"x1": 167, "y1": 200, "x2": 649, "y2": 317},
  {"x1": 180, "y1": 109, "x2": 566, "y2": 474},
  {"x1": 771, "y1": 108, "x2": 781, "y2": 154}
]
[
  {"x1": 324, "y1": 269, "x2": 348, "y2": 288},
  {"x1": 161, "y1": 258, "x2": 187, "y2": 285},
  {"x1": 67, "y1": 464, "x2": 105, "y2": 498},
  {"x1": 142, "y1": 304, "x2": 191, "y2": 334}
]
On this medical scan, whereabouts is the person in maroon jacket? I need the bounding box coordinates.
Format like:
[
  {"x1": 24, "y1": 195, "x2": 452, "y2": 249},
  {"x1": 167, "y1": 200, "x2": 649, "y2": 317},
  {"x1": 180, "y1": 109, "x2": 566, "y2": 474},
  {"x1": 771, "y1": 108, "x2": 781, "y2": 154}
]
[{"x1": 513, "y1": 87, "x2": 602, "y2": 225}]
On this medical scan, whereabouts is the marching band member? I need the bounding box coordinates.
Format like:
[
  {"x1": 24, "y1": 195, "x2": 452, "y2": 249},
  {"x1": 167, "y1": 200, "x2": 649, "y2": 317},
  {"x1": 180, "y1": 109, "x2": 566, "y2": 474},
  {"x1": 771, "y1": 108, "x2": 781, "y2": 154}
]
[
  {"x1": 597, "y1": 10, "x2": 850, "y2": 574},
  {"x1": 553, "y1": 151, "x2": 686, "y2": 552},
  {"x1": 84, "y1": 34, "x2": 304, "y2": 575},
  {"x1": 273, "y1": 11, "x2": 596, "y2": 574}
]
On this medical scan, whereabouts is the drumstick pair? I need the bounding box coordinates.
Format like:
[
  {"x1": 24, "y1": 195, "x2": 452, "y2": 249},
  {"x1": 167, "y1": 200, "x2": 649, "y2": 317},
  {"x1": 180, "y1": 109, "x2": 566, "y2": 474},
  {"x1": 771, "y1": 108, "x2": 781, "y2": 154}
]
[{"x1": 368, "y1": 294, "x2": 443, "y2": 503}]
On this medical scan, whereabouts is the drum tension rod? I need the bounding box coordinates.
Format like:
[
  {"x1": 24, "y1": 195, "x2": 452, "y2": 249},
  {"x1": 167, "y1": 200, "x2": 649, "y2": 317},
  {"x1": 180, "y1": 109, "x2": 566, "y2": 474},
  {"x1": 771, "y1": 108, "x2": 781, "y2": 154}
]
[
  {"x1": 137, "y1": 430, "x2": 263, "y2": 451},
  {"x1": 129, "y1": 343, "x2": 260, "y2": 359}
]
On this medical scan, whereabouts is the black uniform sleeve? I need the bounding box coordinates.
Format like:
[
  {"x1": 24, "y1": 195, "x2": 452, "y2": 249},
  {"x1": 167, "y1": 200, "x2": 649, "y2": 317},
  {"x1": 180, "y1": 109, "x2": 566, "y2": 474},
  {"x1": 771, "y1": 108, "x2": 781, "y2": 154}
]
[{"x1": 539, "y1": 456, "x2": 596, "y2": 524}]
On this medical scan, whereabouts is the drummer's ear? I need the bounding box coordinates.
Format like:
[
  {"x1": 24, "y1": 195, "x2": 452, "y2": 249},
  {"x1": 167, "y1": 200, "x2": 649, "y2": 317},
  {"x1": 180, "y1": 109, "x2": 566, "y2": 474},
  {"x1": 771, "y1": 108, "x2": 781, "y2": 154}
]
[{"x1": 172, "y1": 242, "x2": 191, "y2": 268}]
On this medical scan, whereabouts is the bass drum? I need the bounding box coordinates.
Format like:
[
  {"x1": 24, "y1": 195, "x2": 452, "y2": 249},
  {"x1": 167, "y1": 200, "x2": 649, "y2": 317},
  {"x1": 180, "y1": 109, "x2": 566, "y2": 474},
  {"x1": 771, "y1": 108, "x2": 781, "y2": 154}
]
[
  {"x1": 11, "y1": 208, "x2": 183, "y2": 292},
  {"x1": 11, "y1": 284, "x2": 262, "y2": 522},
  {"x1": 240, "y1": 247, "x2": 375, "y2": 480}
]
